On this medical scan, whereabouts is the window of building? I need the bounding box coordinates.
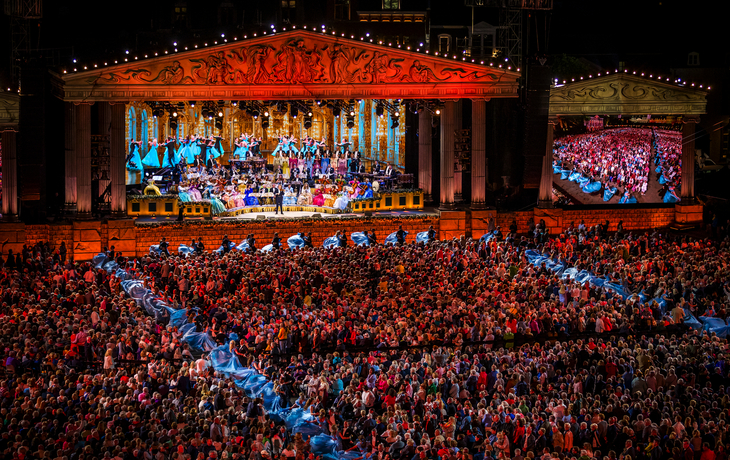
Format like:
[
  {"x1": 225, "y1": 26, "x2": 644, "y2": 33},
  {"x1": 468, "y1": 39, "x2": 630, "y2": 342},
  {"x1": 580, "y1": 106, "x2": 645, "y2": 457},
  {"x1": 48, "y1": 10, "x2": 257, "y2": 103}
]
[
  {"x1": 335, "y1": 0, "x2": 350, "y2": 21},
  {"x1": 218, "y1": 2, "x2": 236, "y2": 26},
  {"x1": 688, "y1": 52, "x2": 700, "y2": 66},
  {"x1": 383, "y1": 0, "x2": 400, "y2": 9},
  {"x1": 438, "y1": 34, "x2": 451, "y2": 55}
]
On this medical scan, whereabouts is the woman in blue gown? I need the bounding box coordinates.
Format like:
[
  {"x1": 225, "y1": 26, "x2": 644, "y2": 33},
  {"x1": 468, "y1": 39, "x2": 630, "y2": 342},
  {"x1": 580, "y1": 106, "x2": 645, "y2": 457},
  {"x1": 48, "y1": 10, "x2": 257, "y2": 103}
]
[
  {"x1": 603, "y1": 185, "x2": 617, "y2": 201},
  {"x1": 207, "y1": 137, "x2": 221, "y2": 161},
  {"x1": 142, "y1": 139, "x2": 162, "y2": 168},
  {"x1": 161, "y1": 137, "x2": 176, "y2": 168},
  {"x1": 362, "y1": 183, "x2": 374, "y2": 199},
  {"x1": 663, "y1": 186, "x2": 680, "y2": 203},
  {"x1": 244, "y1": 187, "x2": 259, "y2": 206},
  {"x1": 209, "y1": 195, "x2": 226, "y2": 214},
  {"x1": 233, "y1": 136, "x2": 248, "y2": 160},
  {"x1": 188, "y1": 136, "x2": 201, "y2": 164},
  {"x1": 178, "y1": 137, "x2": 191, "y2": 165},
  {"x1": 305, "y1": 152, "x2": 314, "y2": 176},
  {"x1": 126, "y1": 140, "x2": 144, "y2": 184},
  {"x1": 126, "y1": 140, "x2": 143, "y2": 171},
  {"x1": 321, "y1": 149, "x2": 330, "y2": 173},
  {"x1": 619, "y1": 191, "x2": 637, "y2": 204}
]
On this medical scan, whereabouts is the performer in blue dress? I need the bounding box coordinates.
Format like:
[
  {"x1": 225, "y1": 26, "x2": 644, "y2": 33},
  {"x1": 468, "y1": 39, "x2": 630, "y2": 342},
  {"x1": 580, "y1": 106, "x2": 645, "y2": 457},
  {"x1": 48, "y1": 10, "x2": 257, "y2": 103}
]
[
  {"x1": 126, "y1": 140, "x2": 143, "y2": 171},
  {"x1": 233, "y1": 135, "x2": 248, "y2": 160},
  {"x1": 244, "y1": 187, "x2": 259, "y2": 206},
  {"x1": 362, "y1": 183, "x2": 374, "y2": 199},
  {"x1": 142, "y1": 139, "x2": 162, "y2": 168},
  {"x1": 288, "y1": 136, "x2": 299, "y2": 155},
  {"x1": 189, "y1": 135, "x2": 201, "y2": 163},
  {"x1": 321, "y1": 149, "x2": 331, "y2": 173},
  {"x1": 663, "y1": 186, "x2": 681, "y2": 203},
  {"x1": 207, "y1": 137, "x2": 222, "y2": 160},
  {"x1": 619, "y1": 191, "x2": 637, "y2": 204},
  {"x1": 178, "y1": 137, "x2": 192, "y2": 165},
  {"x1": 305, "y1": 152, "x2": 314, "y2": 175},
  {"x1": 161, "y1": 137, "x2": 177, "y2": 168}
]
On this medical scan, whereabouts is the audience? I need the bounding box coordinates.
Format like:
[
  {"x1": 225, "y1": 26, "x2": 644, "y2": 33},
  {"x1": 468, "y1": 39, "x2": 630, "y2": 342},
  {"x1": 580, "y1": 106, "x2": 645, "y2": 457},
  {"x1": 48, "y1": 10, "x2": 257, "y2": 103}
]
[{"x1": 1, "y1": 222, "x2": 729, "y2": 460}]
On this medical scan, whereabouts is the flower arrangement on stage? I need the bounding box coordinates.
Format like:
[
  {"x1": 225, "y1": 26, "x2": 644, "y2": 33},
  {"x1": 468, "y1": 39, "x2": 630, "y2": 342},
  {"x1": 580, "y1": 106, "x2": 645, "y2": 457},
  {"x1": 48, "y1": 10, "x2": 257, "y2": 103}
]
[
  {"x1": 127, "y1": 194, "x2": 180, "y2": 201},
  {"x1": 135, "y1": 213, "x2": 438, "y2": 229}
]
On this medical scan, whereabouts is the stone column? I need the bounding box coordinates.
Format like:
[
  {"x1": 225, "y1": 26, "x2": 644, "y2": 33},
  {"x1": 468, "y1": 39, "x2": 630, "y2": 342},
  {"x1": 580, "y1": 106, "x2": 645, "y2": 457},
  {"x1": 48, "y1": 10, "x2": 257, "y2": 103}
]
[
  {"x1": 76, "y1": 103, "x2": 92, "y2": 216},
  {"x1": 681, "y1": 117, "x2": 698, "y2": 202},
  {"x1": 418, "y1": 109, "x2": 433, "y2": 201},
  {"x1": 110, "y1": 103, "x2": 127, "y2": 216},
  {"x1": 97, "y1": 102, "x2": 111, "y2": 201},
  {"x1": 471, "y1": 99, "x2": 487, "y2": 208},
  {"x1": 440, "y1": 101, "x2": 456, "y2": 208},
  {"x1": 538, "y1": 118, "x2": 556, "y2": 208},
  {"x1": 1, "y1": 129, "x2": 18, "y2": 220},
  {"x1": 64, "y1": 102, "x2": 77, "y2": 209},
  {"x1": 453, "y1": 100, "x2": 463, "y2": 199}
]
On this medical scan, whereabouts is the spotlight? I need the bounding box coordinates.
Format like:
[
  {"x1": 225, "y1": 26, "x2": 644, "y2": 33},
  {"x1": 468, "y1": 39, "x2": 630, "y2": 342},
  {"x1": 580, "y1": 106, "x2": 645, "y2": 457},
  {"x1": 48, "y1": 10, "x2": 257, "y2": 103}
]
[
  {"x1": 170, "y1": 121, "x2": 178, "y2": 130},
  {"x1": 261, "y1": 117, "x2": 270, "y2": 129},
  {"x1": 215, "y1": 119, "x2": 223, "y2": 130},
  {"x1": 390, "y1": 118, "x2": 399, "y2": 129},
  {"x1": 333, "y1": 107, "x2": 341, "y2": 117},
  {"x1": 252, "y1": 109, "x2": 260, "y2": 118},
  {"x1": 435, "y1": 109, "x2": 441, "y2": 115},
  {"x1": 394, "y1": 111, "x2": 400, "y2": 117},
  {"x1": 315, "y1": 100, "x2": 322, "y2": 106},
  {"x1": 263, "y1": 110, "x2": 269, "y2": 117},
  {"x1": 307, "y1": 111, "x2": 313, "y2": 117},
  {"x1": 190, "y1": 101, "x2": 196, "y2": 107},
  {"x1": 346, "y1": 117, "x2": 355, "y2": 129},
  {"x1": 291, "y1": 106, "x2": 298, "y2": 119},
  {"x1": 218, "y1": 110, "x2": 224, "y2": 117},
  {"x1": 232, "y1": 101, "x2": 237, "y2": 106},
  {"x1": 172, "y1": 111, "x2": 178, "y2": 118},
  {"x1": 376, "y1": 104, "x2": 384, "y2": 117},
  {"x1": 349, "y1": 110, "x2": 355, "y2": 117},
  {"x1": 304, "y1": 118, "x2": 312, "y2": 129}
]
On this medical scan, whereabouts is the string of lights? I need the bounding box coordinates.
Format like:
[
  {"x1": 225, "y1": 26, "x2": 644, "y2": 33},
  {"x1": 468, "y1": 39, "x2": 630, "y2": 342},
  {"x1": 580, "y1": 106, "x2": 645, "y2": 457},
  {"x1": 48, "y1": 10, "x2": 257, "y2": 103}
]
[
  {"x1": 553, "y1": 68, "x2": 711, "y2": 90},
  {"x1": 60, "y1": 24, "x2": 519, "y2": 75}
]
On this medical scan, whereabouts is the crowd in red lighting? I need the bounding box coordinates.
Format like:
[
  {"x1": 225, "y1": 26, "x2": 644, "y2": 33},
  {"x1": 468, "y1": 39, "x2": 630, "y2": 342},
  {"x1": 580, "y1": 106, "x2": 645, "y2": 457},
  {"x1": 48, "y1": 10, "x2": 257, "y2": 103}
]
[{"x1": 1, "y1": 222, "x2": 730, "y2": 460}]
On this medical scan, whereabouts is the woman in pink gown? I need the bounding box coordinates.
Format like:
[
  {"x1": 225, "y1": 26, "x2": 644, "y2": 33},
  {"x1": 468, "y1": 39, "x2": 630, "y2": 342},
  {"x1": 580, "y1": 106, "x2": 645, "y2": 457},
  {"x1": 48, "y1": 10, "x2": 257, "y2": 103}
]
[{"x1": 312, "y1": 188, "x2": 325, "y2": 206}]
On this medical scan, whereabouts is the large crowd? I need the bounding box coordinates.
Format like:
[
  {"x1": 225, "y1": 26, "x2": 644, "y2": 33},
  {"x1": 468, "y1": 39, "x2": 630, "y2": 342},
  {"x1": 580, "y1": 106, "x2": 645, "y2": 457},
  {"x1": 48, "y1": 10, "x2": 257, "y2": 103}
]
[
  {"x1": 553, "y1": 128, "x2": 682, "y2": 203},
  {"x1": 2, "y1": 220, "x2": 730, "y2": 460}
]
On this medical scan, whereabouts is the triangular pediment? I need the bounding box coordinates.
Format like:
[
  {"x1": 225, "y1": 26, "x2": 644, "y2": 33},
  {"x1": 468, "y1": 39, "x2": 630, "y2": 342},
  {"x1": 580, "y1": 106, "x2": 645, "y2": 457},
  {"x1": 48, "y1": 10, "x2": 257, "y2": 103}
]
[
  {"x1": 550, "y1": 73, "x2": 707, "y2": 116},
  {"x1": 58, "y1": 29, "x2": 519, "y2": 102}
]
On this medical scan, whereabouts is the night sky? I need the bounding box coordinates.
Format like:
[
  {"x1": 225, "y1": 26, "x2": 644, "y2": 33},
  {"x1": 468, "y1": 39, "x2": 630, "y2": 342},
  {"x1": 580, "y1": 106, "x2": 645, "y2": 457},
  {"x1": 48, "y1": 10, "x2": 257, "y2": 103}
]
[{"x1": 0, "y1": 0, "x2": 723, "y2": 87}]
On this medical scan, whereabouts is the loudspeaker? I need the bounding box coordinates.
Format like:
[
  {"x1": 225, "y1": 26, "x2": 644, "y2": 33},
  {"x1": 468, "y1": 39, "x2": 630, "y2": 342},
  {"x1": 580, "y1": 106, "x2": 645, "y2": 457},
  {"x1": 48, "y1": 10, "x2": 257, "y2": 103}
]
[
  {"x1": 364, "y1": 211, "x2": 373, "y2": 217},
  {"x1": 256, "y1": 215, "x2": 266, "y2": 220},
  {"x1": 312, "y1": 213, "x2": 322, "y2": 218}
]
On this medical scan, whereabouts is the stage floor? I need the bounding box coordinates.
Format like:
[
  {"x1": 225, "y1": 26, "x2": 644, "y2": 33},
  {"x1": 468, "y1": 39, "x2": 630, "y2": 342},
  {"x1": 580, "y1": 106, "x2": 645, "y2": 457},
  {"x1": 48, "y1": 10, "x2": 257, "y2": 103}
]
[{"x1": 132, "y1": 208, "x2": 439, "y2": 224}]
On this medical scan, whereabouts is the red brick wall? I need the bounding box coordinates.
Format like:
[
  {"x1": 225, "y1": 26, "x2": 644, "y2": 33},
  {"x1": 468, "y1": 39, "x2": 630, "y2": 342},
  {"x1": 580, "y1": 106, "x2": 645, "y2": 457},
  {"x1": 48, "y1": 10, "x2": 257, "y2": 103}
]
[
  {"x1": 135, "y1": 216, "x2": 440, "y2": 256},
  {"x1": 0, "y1": 205, "x2": 691, "y2": 261}
]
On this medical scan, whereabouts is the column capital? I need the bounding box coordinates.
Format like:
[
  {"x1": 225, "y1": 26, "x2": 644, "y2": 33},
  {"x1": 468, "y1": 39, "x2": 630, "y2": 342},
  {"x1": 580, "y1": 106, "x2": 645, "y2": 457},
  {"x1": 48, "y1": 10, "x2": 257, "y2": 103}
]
[
  {"x1": 73, "y1": 101, "x2": 95, "y2": 106},
  {"x1": 1, "y1": 127, "x2": 19, "y2": 133},
  {"x1": 547, "y1": 116, "x2": 559, "y2": 125},
  {"x1": 683, "y1": 116, "x2": 700, "y2": 124},
  {"x1": 470, "y1": 98, "x2": 491, "y2": 102}
]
